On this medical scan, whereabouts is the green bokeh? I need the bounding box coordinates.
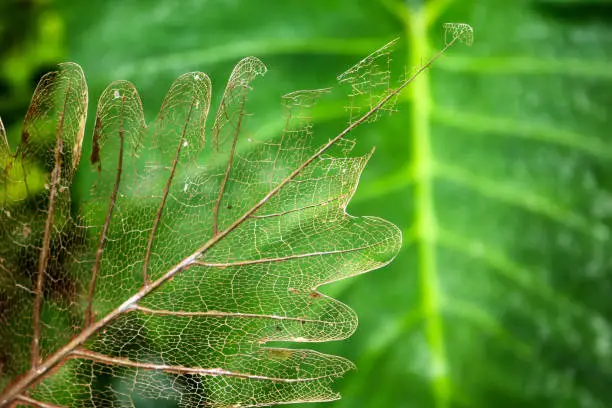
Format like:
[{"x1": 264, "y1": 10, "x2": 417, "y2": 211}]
[{"x1": 2, "y1": 0, "x2": 612, "y2": 407}]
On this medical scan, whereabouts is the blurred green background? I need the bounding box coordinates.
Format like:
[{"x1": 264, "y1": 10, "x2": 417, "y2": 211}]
[{"x1": 2, "y1": 0, "x2": 612, "y2": 407}]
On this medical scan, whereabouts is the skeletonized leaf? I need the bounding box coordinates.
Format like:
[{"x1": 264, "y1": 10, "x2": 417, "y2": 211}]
[
  {"x1": 0, "y1": 62, "x2": 88, "y2": 386},
  {"x1": 0, "y1": 27, "x2": 470, "y2": 407}
]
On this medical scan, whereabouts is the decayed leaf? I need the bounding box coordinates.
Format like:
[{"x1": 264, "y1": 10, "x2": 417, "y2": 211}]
[{"x1": 0, "y1": 26, "x2": 471, "y2": 407}]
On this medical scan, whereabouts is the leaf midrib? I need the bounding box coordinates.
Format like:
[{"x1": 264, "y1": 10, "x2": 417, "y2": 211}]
[{"x1": 405, "y1": 5, "x2": 450, "y2": 408}]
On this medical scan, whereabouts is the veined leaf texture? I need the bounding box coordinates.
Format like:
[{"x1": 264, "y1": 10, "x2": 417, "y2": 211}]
[
  {"x1": 4, "y1": 0, "x2": 612, "y2": 407},
  {"x1": 0, "y1": 11, "x2": 472, "y2": 407}
]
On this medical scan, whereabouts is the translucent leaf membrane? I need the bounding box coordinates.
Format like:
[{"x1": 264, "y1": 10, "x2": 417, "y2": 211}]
[
  {"x1": 84, "y1": 80, "x2": 147, "y2": 326},
  {"x1": 1, "y1": 42, "x2": 403, "y2": 406},
  {"x1": 443, "y1": 23, "x2": 474, "y2": 46},
  {"x1": 337, "y1": 38, "x2": 399, "y2": 127},
  {"x1": 32, "y1": 355, "x2": 355, "y2": 407},
  {"x1": 83, "y1": 70, "x2": 212, "y2": 319},
  {"x1": 0, "y1": 63, "x2": 87, "y2": 389}
]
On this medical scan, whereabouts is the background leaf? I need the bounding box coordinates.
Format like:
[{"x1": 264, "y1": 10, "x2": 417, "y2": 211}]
[{"x1": 2, "y1": 0, "x2": 612, "y2": 407}]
